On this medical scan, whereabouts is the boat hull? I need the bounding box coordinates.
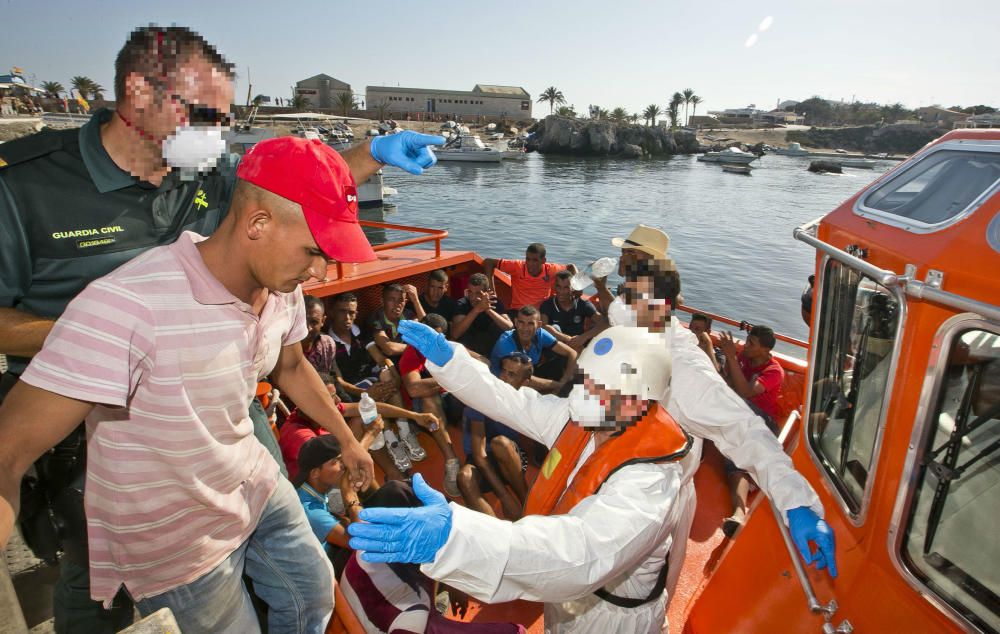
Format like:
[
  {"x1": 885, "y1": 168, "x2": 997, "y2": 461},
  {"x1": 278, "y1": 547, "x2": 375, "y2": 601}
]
[{"x1": 435, "y1": 151, "x2": 504, "y2": 163}]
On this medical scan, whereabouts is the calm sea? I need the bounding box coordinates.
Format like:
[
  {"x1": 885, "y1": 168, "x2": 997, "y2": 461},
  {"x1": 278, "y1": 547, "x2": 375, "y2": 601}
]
[{"x1": 365, "y1": 153, "x2": 889, "y2": 354}]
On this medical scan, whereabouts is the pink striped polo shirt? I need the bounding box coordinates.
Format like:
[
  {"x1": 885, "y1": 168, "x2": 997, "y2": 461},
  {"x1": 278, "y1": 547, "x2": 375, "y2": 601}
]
[{"x1": 21, "y1": 231, "x2": 304, "y2": 604}]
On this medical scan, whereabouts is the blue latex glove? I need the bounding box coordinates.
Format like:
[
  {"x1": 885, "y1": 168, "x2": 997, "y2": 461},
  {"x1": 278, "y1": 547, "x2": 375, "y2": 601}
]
[
  {"x1": 369, "y1": 131, "x2": 446, "y2": 175},
  {"x1": 348, "y1": 473, "x2": 452, "y2": 563},
  {"x1": 398, "y1": 320, "x2": 454, "y2": 366},
  {"x1": 787, "y1": 506, "x2": 838, "y2": 578}
]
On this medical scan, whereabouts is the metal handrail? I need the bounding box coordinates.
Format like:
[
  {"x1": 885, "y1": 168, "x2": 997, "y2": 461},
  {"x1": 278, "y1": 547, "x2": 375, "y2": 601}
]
[
  {"x1": 331, "y1": 221, "x2": 449, "y2": 280},
  {"x1": 674, "y1": 304, "x2": 810, "y2": 349}
]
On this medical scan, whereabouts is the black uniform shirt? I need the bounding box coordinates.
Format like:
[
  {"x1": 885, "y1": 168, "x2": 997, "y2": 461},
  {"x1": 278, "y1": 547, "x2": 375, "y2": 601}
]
[{"x1": 0, "y1": 108, "x2": 238, "y2": 373}]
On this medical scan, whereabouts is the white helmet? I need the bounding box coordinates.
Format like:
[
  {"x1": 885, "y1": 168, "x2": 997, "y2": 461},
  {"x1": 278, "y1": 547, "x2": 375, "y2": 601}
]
[{"x1": 577, "y1": 326, "x2": 671, "y2": 401}]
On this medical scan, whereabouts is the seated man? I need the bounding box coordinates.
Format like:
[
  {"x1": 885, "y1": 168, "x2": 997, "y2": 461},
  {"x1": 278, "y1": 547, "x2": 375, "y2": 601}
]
[
  {"x1": 688, "y1": 312, "x2": 725, "y2": 374},
  {"x1": 540, "y1": 270, "x2": 602, "y2": 353},
  {"x1": 458, "y1": 353, "x2": 531, "y2": 520},
  {"x1": 419, "y1": 269, "x2": 457, "y2": 323},
  {"x1": 280, "y1": 384, "x2": 439, "y2": 482},
  {"x1": 490, "y1": 306, "x2": 577, "y2": 388},
  {"x1": 483, "y1": 243, "x2": 576, "y2": 313},
  {"x1": 451, "y1": 273, "x2": 512, "y2": 358},
  {"x1": 719, "y1": 323, "x2": 785, "y2": 535},
  {"x1": 326, "y1": 292, "x2": 397, "y2": 402},
  {"x1": 399, "y1": 314, "x2": 462, "y2": 497},
  {"x1": 370, "y1": 283, "x2": 425, "y2": 366}
]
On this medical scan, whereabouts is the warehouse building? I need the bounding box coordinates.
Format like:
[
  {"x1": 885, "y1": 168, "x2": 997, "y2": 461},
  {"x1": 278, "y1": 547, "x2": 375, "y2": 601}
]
[{"x1": 366, "y1": 84, "x2": 532, "y2": 120}]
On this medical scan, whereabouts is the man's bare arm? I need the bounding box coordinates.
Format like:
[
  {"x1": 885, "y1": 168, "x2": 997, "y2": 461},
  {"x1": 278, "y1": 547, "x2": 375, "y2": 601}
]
[
  {"x1": 373, "y1": 331, "x2": 408, "y2": 357},
  {"x1": 0, "y1": 383, "x2": 94, "y2": 546},
  {"x1": 271, "y1": 343, "x2": 374, "y2": 490},
  {"x1": 0, "y1": 308, "x2": 55, "y2": 357},
  {"x1": 482, "y1": 259, "x2": 500, "y2": 291},
  {"x1": 541, "y1": 318, "x2": 573, "y2": 344},
  {"x1": 340, "y1": 140, "x2": 383, "y2": 185},
  {"x1": 401, "y1": 370, "x2": 441, "y2": 399}
]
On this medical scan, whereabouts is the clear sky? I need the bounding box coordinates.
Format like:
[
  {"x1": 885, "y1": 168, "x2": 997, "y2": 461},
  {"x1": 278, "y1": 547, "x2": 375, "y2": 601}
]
[{"x1": 1, "y1": 0, "x2": 997, "y2": 115}]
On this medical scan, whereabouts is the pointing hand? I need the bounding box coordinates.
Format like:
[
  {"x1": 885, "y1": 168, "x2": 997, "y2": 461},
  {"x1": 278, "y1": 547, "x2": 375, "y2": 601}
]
[{"x1": 369, "y1": 131, "x2": 446, "y2": 175}]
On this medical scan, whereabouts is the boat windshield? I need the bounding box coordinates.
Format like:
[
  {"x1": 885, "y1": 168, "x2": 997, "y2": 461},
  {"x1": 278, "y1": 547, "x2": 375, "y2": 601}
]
[
  {"x1": 808, "y1": 259, "x2": 900, "y2": 515},
  {"x1": 860, "y1": 149, "x2": 1000, "y2": 229},
  {"x1": 901, "y1": 326, "x2": 1000, "y2": 632}
]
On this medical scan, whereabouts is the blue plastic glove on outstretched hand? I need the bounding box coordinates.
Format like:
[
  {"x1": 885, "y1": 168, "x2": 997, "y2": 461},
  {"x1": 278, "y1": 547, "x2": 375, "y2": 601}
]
[
  {"x1": 348, "y1": 473, "x2": 453, "y2": 564},
  {"x1": 398, "y1": 320, "x2": 455, "y2": 366},
  {"x1": 369, "y1": 131, "x2": 446, "y2": 175},
  {"x1": 787, "y1": 506, "x2": 838, "y2": 578}
]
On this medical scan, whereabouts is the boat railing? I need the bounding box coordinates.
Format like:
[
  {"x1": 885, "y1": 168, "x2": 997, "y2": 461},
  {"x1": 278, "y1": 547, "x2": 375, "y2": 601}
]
[
  {"x1": 329, "y1": 221, "x2": 449, "y2": 279},
  {"x1": 675, "y1": 304, "x2": 809, "y2": 350}
]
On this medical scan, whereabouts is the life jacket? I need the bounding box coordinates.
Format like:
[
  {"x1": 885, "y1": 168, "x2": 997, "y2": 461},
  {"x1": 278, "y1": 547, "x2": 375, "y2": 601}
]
[
  {"x1": 522, "y1": 402, "x2": 691, "y2": 608},
  {"x1": 524, "y1": 402, "x2": 691, "y2": 516}
]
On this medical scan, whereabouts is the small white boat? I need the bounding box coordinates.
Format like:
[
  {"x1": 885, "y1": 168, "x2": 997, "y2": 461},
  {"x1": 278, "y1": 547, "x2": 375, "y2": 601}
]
[
  {"x1": 838, "y1": 157, "x2": 877, "y2": 169},
  {"x1": 434, "y1": 134, "x2": 504, "y2": 163},
  {"x1": 698, "y1": 147, "x2": 758, "y2": 165},
  {"x1": 772, "y1": 142, "x2": 810, "y2": 156},
  {"x1": 357, "y1": 171, "x2": 396, "y2": 207},
  {"x1": 722, "y1": 164, "x2": 753, "y2": 175}
]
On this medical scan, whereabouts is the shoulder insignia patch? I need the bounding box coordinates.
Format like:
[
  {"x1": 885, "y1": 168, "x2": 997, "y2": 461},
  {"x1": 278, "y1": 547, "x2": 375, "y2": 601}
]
[{"x1": 0, "y1": 157, "x2": 7, "y2": 168}]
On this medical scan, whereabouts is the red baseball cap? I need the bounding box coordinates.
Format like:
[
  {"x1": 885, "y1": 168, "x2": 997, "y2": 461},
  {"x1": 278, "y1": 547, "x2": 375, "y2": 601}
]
[{"x1": 236, "y1": 136, "x2": 376, "y2": 263}]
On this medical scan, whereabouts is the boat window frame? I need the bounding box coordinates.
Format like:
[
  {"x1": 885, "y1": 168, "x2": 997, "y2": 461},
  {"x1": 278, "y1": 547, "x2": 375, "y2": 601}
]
[
  {"x1": 887, "y1": 313, "x2": 1000, "y2": 633},
  {"x1": 989, "y1": 211, "x2": 1000, "y2": 255},
  {"x1": 803, "y1": 254, "x2": 907, "y2": 526},
  {"x1": 852, "y1": 139, "x2": 1000, "y2": 234}
]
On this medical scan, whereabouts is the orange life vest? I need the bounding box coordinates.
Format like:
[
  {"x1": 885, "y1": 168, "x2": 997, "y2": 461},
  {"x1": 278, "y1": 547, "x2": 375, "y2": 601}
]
[{"x1": 524, "y1": 402, "x2": 692, "y2": 517}]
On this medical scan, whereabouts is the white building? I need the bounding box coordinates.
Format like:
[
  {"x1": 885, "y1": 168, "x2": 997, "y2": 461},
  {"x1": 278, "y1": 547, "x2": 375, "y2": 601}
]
[
  {"x1": 366, "y1": 84, "x2": 532, "y2": 120},
  {"x1": 294, "y1": 74, "x2": 352, "y2": 110}
]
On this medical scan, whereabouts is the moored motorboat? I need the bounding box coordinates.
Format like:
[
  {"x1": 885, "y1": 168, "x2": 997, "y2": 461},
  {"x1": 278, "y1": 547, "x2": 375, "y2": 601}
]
[
  {"x1": 434, "y1": 134, "x2": 504, "y2": 163},
  {"x1": 698, "y1": 146, "x2": 758, "y2": 164},
  {"x1": 837, "y1": 157, "x2": 877, "y2": 169},
  {"x1": 722, "y1": 164, "x2": 753, "y2": 175}
]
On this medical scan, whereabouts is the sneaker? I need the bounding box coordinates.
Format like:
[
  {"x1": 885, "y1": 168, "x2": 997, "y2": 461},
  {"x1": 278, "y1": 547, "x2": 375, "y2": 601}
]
[
  {"x1": 383, "y1": 430, "x2": 412, "y2": 473},
  {"x1": 399, "y1": 431, "x2": 427, "y2": 462},
  {"x1": 444, "y1": 458, "x2": 461, "y2": 497}
]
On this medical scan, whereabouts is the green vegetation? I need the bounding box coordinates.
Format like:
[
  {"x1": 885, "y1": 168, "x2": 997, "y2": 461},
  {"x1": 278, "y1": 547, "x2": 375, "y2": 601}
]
[
  {"x1": 555, "y1": 105, "x2": 577, "y2": 117},
  {"x1": 643, "y1": 104, "x2": 662, "y2": 127},
  {"x1": 610, "y1": 107, "x2": 629, "y2": 123},
  {"x1": 334, "y1": 91, "x2": 357, "y2": 117},
  {"x1": 290, "y1": 94, "x2": 309, "y2": 110},
  {"x1": 70, "y1": 76, "x2": 104, "y2": 100},
  {"x1": 41, "y1": 81, "x2": 64, "y2": 98},
  {"x1": 789, "y1": 96, "x2": 914, "y2": 126},
  {"x1": 538, "y1": 87, "x2": 566, "y2": 115}
]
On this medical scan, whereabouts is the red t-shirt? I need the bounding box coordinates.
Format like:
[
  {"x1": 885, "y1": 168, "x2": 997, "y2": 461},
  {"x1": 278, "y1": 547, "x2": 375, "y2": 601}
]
[
  {"x1": 738, "y1": 354, "x2": 785, "y2": 422},
  {"x1": 497, "y1": 259, "x2": 566, "y2": 309},
  {"x1": 278, "y1": 405, "x2": 342, "y2": 480},
  {"x1": 398, "y1": 346, "x2": 427, "y2": 377}
]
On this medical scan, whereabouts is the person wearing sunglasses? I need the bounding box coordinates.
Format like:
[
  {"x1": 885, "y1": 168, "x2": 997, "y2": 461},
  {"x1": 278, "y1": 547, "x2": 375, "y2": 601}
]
[{"x1": 0, "y1": 25, "x2": 445, "y2": 633}]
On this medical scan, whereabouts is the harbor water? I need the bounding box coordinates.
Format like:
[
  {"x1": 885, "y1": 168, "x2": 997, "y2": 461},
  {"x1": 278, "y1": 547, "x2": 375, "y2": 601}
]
[{"x1": 367, "y1": 153, "x2": 890, "y2": 352}]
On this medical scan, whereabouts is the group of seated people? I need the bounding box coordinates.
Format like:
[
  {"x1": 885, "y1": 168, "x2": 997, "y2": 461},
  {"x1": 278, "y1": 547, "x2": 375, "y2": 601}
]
[{"x1": 270, "y1": 241, "x2": 789, "y2": 629}]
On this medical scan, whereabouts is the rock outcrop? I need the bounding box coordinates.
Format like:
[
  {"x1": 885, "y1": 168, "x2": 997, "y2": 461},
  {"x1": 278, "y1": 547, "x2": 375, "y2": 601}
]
[
  {"x1": 809, "y1": 160, "x2": 843, "y2": 174},
  {"x1": 526, "y1": 115, "x2": 698, "y2": 157}
]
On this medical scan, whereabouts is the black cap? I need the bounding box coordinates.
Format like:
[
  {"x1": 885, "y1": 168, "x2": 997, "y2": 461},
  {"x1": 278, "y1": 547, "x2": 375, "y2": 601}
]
[{"x1": 294, "y1": 435, "x2": 342, "y2": 486}]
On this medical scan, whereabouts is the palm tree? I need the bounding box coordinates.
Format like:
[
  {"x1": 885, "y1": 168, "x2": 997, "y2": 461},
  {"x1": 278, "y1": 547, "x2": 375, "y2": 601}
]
[
  {"x1": 537, "y1": 87, "x2": 566, "y2": 115},
  {"x1": 682, "y1": 88, "x2": 695, "y2": 125},
  {"x1": 689, "y1": 95, "x2": 702, "y2": 124},
  {"x1": 71, "y1": 76, "x2": 98, "y2": 99},
  {"x1": 555, "y1": 105, "x2": 577, "y2": 118},
  {"x1": 91, "y1": 84, "x2": 106, "y2": 101},
  {"x1": 642, "y1": 104, "x2": 662, "y2": 126},
  {"x1": 334, "y1": 91, "x2": 356, "y2": 117},
  {"x1": 667, "y1": 102, "x2": 681, "y2": 130},
  {"x1": 629, "y1": 113, "x2": 640, "y2": 124},
  {"x1": 372, "y1": 99, "x2": 390, "y2": 122},
  {"x1": 290, "y1": 94, "x2": 309, "y2": 110},
  {"x1": 669, "y1": 92, "x2": 684, "y2": 128},
  {"x1": 41, "y1": 81, "x2": 64, "y2": 98},
  {"x1": 610, "y1": 107, "x2": 629, "y2": 123}
]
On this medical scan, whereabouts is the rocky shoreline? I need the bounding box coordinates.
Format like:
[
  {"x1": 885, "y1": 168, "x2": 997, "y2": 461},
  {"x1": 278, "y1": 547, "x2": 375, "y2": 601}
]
[{"x1": 526, "y1": 115, "x2": 699, "y2": 157}]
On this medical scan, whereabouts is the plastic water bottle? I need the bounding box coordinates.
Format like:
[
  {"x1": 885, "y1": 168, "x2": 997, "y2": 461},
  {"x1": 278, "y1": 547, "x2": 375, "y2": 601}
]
[
  {"x1": 359, "y1": 393, "x2": 385, "y2": 450},
  {"x1": 570, "y1": 257, "x2": 619, "y2": 291}
]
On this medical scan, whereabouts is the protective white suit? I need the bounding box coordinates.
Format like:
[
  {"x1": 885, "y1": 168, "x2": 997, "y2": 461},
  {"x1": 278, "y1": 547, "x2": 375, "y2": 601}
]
[
  {"x1": 609, "y1": 298, "x2": 823, "y2": 592},
  {"x1": 422, "y1": 345, "x2": 682, "y2": 633}
]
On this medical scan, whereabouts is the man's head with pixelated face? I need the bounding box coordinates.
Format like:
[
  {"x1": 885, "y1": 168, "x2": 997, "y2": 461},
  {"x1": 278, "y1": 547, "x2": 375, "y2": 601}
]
[
  {"x1": 115, "y1": 26, "x2": 235, "y2": 157},
  {"x1": 570, "y1": 327, "x2": 672, "y2": 430},
  {"x1": 621, "y1": 259, "x2": 680, "y2": 331}
]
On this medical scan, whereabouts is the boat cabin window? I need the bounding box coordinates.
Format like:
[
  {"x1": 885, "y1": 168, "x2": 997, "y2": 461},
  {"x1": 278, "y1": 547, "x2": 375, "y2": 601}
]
[
  {"x1": 808, "y1": 260, "x2": 900, "y2": 515},
  {"x1": 860, "y1": 149, "x2": 1000, "y2": 229},
  {"x1": 901, "y1": 327, "x2": 1000, "y2": 632}
]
